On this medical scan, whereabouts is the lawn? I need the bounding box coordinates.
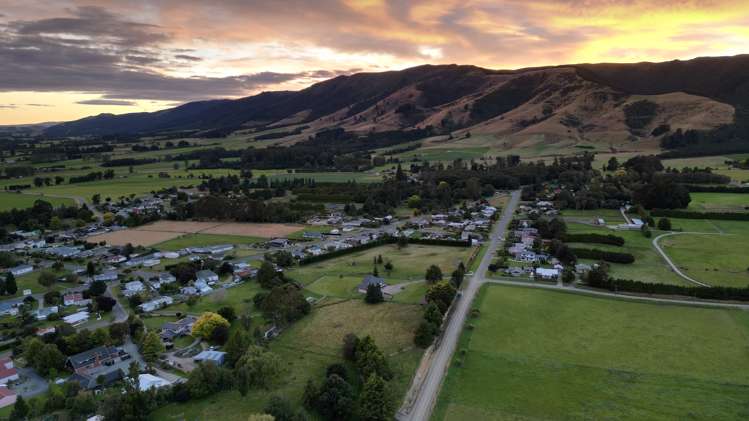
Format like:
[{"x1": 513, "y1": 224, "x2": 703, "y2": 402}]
[
  {"x1": 687, "y1": 192, "x2": 749, "y2": 213},
  {"x1": 434, "y1": 285, "x2": 749, "y2": 421},
  {"x1": 152, "y1": 233, "x2": 264, "y2": 251},
  {"x1": 660, "y1": 232, "x2": 749, "y2": 287},
  {"x1": 566, "y1": 222, "x2": 687, "y2": 285},
  {"x1": 0, "y1": 192, "x2": 74, "y2": 211},
  {"x1": 151, "y1": 300, "x2": 423, "y2": 421},
  {"x1": 168, "y1": 281, "x2": 264, "y2": 316},
  {"x1": 286, "y1": 244, "x2": 475, "y2": 301}
]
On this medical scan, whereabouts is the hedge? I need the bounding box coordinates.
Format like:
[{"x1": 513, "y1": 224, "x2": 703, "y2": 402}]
[
  {"x1": 570, "y1": 247, "x2": 635, "y2": 264},
  {"x1": 299, "y1": 236, "x2": 471, "y2": 265},
  {"x1": 587, "y1": 276, "x2": 749, "y2": 301},
  {"x1": 563, "y1": 233, "x2": 625, "y2": 246},
  {"x1": 684, "y1": 185, "x2": 749, "y2": 194},
  {"x1": 651, "y1": 209, "x2": 749, "y2": 221}
]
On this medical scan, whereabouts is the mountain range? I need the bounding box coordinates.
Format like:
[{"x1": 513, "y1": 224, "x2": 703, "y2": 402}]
[{"x1": 44, "y1": 55, "x2": 749, "y2": 144}]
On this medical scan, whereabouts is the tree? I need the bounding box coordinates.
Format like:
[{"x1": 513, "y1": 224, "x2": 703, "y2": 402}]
[
  {"x1": 562, "y1": 267, "x2": 576, "y2": 284},
  {"x1": 9, "y1": 396, "x2": 29, "y2": 421},
  {"x1": 358, "y1": 374, "x2": 391, "y2": 421},
  {"x1": 141, "y1": 331, "x2": 165, "y2": 362},
  {"x1": 4, "y1": 272, "x2": 15, "y2": 295},
  {"x1": 248, "y1": 415, "x2": 275, "y2": 421},
  {"x1": 211, "y1": 323, "x2": 230, "y2": 344},
  {"x1": 217, "y1": 306, "x2": 237, "y2": 323},
  {"x1": 657, "y1": 217, "x2": 672, "y2": 231},
  {"x1": 354, "y1": 336, "x2": 392, "y2": 381},
  {"x1": 365, "y1": 283, "x2": 384, "y2": 304},
  {"x1": 425, "y1": 265, "x2": 443, "y2": 284},
  {"x1": 342, "y1": 333, "x2": 359, "y2": 361},
  {"x1": 171, "y1": 262, "x2": 197, "y2": 285},
  {"x1": 95, "y1": 295, "x2": 116, "y2": 312},
  {"x1": 38, "y1": 271, "x2": 56, "y2": 288},
  {"x1": 606, "y1": 157, "x2": 620, "y2": 171},
  {"x1": 633, "y1": 179, "x2": 691, "y2": 209},
  {"x1": 311, "y1": 374, "x2": 355, "y2": 420},
  {"x1": 414, "y1": 321, "x2": 437, "y2": 348},
  {"x1": 234, "y1": 346, "x2": 282, "y2": 392},
  {"x1": 450, "y1": 268, "x2": 465, "y2": 288},
  {"x1": 191, "y1": 312, "x2": 230, "y2": 340},
  {"x1": 260, "y1": 284, "x2": 311, "y2": 324},
  {"x1": 383, "y1": 261, "x2": 393, "y2": 274},
  {"x1": 225, "y1": 329, "x2": 252, "y2": 367},
  {"x1": 423, "y1": 303, "x2": 442, "y2": 326},
  {"x1": 425, "y1": 281, "x2": 457, "y2": 313},
  {"x1": 407, "y1": 194, "x2": 421, "y2": 208},
  {"x1": 86, "y1": 261, "x2": 96, "y2": 277},
  {"x1": 92, "y1": 193, "x2": 101, "y2": 205},
  {"x1": 258, "y1": 260, "x2": 282, "y2": 289},
  {"x1": 88, "y1": 280, "x2": 107, "y2": 296},
  {"x1": 265, "y1": 396, "x2": 306, "y2": 421}
]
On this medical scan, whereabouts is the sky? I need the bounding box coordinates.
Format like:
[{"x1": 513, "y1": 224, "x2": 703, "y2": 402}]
[{"x1": 1, "y1": 0, "x2": 748, "y2": 125}]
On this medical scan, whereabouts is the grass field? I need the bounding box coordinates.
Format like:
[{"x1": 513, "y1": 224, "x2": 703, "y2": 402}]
[
  {"x1": 566, "y1": 221, "x2": 687, "y2": 285},
  {"x1": 151, "y1": 300, "x2": 422, "y2": 421},
  {"x1": 659, "y1": 219, "x2": 749, "y2": 287},
  {"x1": 688, "y1": 192, "x2": 749, "y2": 213},
  {"x1": 152, "y1": 233, "x2": 264, "y2": 251},
  {"x1": 434, "y1": 285, "x2": 749, "y2": 421},
  {"x1": 286, "y1": 244, "x2": 475, "y2": 302},
  {"x1": 0, "y1": 192, "x2": 74, "y2": 211}
]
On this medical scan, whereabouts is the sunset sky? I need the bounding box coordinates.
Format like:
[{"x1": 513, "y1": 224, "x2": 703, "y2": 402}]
[{"x1": 1, "y1": 0, "x2": 748, "y2": 124}]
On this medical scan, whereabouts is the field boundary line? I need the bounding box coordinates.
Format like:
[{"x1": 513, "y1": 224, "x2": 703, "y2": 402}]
[{"x1": 652, "y1": 231, "x2": 730, "y2": 287}]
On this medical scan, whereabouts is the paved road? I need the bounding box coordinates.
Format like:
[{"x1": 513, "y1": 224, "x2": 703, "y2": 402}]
[
  {"x1": 400, "y1": 190, "x2": 521, "y2": 421},
  {"x1": 651, "y1": 231, "x2": 726, "y2": 287}
]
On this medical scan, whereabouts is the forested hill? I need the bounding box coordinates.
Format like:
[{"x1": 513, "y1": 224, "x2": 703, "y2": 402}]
[{"x1": 43, "y1": 55, "x2": 748, "y2": 143}]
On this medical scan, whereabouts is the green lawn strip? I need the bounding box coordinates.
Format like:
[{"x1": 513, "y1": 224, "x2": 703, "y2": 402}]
[
  {"x1": 167, "y1": 281, "x2": 263, "y2": 316},
  {"x1": 152, "y1": 233, "x2": 264, "y2": 251},
  {"x1": 434, "y1": 284, "x2": 749, "y2": 421},
  {"x1": 687, "y1": 193, "x2": 749, "y2": 213},
  {"x1": 560, "y1": 208, "x2": 627, "y2": 223}
]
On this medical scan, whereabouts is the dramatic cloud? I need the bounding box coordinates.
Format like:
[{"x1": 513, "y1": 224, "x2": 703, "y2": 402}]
[{"x1": 1, "y1": 0, "x2": 748, "y2": 124}]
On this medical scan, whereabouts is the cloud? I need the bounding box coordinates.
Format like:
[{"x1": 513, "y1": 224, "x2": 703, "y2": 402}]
[
  {"x1": 0, "y1": 104, "x2": 17, "y2": 109},
  {"x1": 25, "y1": 103, "x2": 51, "y2": 107},
  {"x1": 175, "y1": 54, "x2": 203, "y2": 61},
  {"x1": 76, "y1": 99, "x2": 136, "y2": 106}
]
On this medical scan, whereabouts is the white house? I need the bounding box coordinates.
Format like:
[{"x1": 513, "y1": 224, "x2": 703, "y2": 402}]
[
  {"x1": 35, "y1": 306, "x2": 59, "y2": 321},
  {"x1": 9, "y1": 265, "x2": 33, "y2": 277},
  {"x1": 138, "y1": 374, "x2": 171, "y2": 391},
  {"x1": 139, "y1": 296, "x2": 173, "y2": 313},
  {"x1": 534, "y1": 268, "x2": 559, "y2": 280},
  {"x1": 196, "y1": 270, "x2": 219, "y2": 284},
  {"x1": 63, "y1": 311, "x2": 90, "y2": 326},
  {"x1": 123, "y1": 281, "x2": 145, "y2": 297},
  {"x1": 0, "y1": 358, "x2": 19, "y2": 384},
  {"x1": 93, "y1": 270, "x2": 118, "y2": 282}
]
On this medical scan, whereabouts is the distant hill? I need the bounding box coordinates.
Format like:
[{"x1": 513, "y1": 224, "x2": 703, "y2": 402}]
[{"x1": 44, "y1": 55, "x2": 749, "y2": 144}]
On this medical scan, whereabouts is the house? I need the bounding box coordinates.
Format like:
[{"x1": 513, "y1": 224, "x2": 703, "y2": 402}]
[
  {"x1": 68, "y1": 368, "x2": 123, "y2": 390},
  {"x1": 0, "y1": 301, "x2": 19, "y2": 317},
  {"x1": 534, "y1": 268, "x2": 559, "y2": 280},
  {"x1": 357, "y1": 274, "x2": 386, "y2": 294},
  {"x1": 207, "y1": 244, "x2": 233, "y2": 254},
  {"x1": 36, "y1": 326, "x2": 56, "y2": 336},
  {"x1": 93, "y1": 270, "x2": 118, "y2": 282},
  {"x1": 196, "y1": 270, "x2": 219, "y2": 284},
  {"x1": 67, "y1": 346, "x2": 119, "y2": 373},
  {"x1": 9, "y1": 264, "x2": 33, "y2": 277},
  {"x1": 303, "y1": 231, "x2": 323, "y2": 240},
  {"x1": 0, "y1": 387, "x2": 16, "y2": 409},
  {"x1": 138, "y1": 296, "x2": 173, "y2": 313},
  {"x1": 45, "y1": 246, "x2": 80, "y2": 258},
  {"x1": 105, "y1": 255, "x2": 127, "y2": 264},
  {"x1": 194, "y1": 279, "x2": 213, "y2": 295},
  {"x1": 505, "y1": 267, "x2": 525, "y2": 277},
  {"x1": 193, "y1": 350, "x2": 226, "y2": 365},
  {"x1": 268, "y1": 238, "x2": 290, "y2": 248},
  {"x1": 122, "y1": 280, "x2": 145, "y2": 297},
  {"x1": 138, "y1": 373, "x2": 170, "y2": 391},
  {"x1": 0, "y1": 358, "x2": 19, "y2": 384},
  {"x1": 63, "y1": 311, "x2": 90, "y2": 326},
  {"x1": 63, "y1": 292, "x2": 91, "y2": 307},
  {"x1": 160, "y1": 315, "x2": 198, "y2": 341},
  {"x1": 35, "y1": 306, "x2": 59, "y2": 321},
  {"x1": 150, "y1": 272, "x2": 176, "y2": 289},
  {"x1": 142, "y1": 259, "x2": 161, "y2": 268}
]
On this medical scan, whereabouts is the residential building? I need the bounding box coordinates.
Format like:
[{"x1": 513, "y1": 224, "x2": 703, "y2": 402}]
[
  {"x1": 63, "y1": 311, "x2": 90, "y2": 326},
  {"x1": 0, "y1": 387, "x2": 16, "y2": 409},
  {"x1": 66, "y1": 346, "x2": 119, "y2": 373},
  {"x1": 160, "y1": 315, "x2": 198, "y2": 341},
  {"x1": 193, "y1": 350, "x2": 226, "y2": 365},
  {"x1": 0, "y1": 358, "x2": 19, "y2": 384},
  {"x1": 123, "y1": 280, "x2": 145, "y2": 297},
  {"x1": 534, "y1": 268, "x2": 560, "y2": 280},
  {"x1": 138, "y1": 296, "x2": 173, "y2": 313},
  {"x1": 9, "y1": 264, "x2": 33, "y2": 277},
  {"x1": 93, "y1": 270, "x2": 118, "y2": 282},
  {"x1": 196, "y1": 270, "x2": 219, "y2": 284},
  {"x1": 138, "y1": 373, "x2": 170, "y2": 391},
  {"x1": 357, "y1": 274, "x2": 386, "y2": 294},
  {"x1": 35, "y1": 306, "x2": 59, "y2": 321}
]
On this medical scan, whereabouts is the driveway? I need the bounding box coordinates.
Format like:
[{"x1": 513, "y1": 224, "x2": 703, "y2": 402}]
[{"x1": 12, "y1": 367, "x2": 48, "y2": 398}]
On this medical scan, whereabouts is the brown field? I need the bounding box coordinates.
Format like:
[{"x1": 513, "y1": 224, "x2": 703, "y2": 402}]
[
  {"x1": 87, "y1": 220, "x2": 304, "y2": 247},
  {"x1": 200, "y1": 222, "x2": 303, "y2": 237}
]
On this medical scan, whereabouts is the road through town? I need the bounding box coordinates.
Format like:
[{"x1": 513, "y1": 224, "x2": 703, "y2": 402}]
[{"x1": 399, "y1": 189, "x2": 521, "y2": 421}]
